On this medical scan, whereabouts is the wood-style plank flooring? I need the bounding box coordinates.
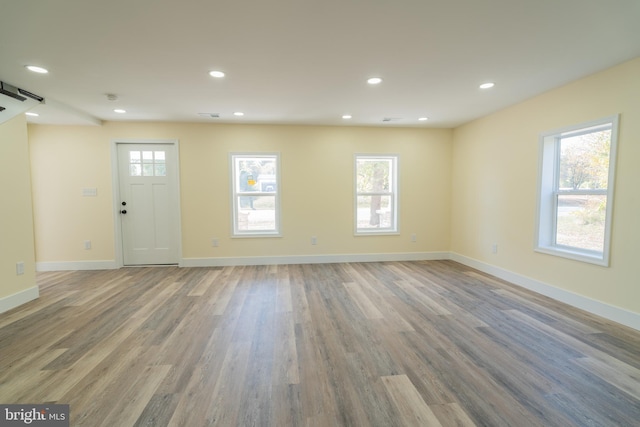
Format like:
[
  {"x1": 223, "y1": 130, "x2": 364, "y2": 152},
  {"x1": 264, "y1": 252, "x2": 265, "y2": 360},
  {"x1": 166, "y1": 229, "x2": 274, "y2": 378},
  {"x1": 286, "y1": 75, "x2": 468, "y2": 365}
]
[{"x1": 1, "y1": 261, "x2": 639, "y2": 426}]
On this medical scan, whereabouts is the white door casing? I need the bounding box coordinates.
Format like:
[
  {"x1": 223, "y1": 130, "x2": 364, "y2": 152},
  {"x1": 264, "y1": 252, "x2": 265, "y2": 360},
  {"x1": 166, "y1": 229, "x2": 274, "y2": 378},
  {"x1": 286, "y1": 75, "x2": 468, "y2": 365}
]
[{"x1": 113, "y1": 141, "x2": 181, "y2": 265}]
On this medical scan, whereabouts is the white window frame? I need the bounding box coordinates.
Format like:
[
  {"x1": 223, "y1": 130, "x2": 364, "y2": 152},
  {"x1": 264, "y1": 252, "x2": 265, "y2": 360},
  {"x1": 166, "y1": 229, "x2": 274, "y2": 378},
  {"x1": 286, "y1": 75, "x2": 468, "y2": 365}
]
[
  {"x1": 535, "y1": 115, "x2": 619, "y2": 266},
  {"x1": 354, "y1": 154, "x2": 399, "y2": 235},
  {"x1": 230, "y1": 152, "x2": 281, "y2": 237}
]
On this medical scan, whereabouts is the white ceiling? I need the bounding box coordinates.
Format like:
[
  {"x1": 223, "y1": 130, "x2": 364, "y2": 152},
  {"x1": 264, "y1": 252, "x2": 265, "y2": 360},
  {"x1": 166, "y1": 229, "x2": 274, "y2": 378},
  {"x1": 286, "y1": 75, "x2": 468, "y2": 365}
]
[{"x1": 1, "y1": 0, "x2": 639, "y2": 128}]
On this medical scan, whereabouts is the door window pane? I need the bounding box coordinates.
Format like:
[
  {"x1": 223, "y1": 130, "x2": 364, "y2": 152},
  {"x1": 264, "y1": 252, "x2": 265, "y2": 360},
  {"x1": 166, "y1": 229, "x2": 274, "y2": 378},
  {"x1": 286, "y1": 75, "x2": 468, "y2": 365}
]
[
  {"x1": 129, "y1": 150, "x2": 168, "y2": 177},
  {"x1": 130, "y1": 151, "x2": 141, "y2": 163}
]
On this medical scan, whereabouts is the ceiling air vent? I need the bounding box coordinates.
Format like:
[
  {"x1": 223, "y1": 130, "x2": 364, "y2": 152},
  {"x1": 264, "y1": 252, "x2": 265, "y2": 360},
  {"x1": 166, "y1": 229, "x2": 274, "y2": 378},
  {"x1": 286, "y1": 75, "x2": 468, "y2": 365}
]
[
  {"x1": 198, "y1": 113, "x2": 220, "y2": 118},
  {"x1": 382, "y1": 117, "x2": 402, "y2": 122}
]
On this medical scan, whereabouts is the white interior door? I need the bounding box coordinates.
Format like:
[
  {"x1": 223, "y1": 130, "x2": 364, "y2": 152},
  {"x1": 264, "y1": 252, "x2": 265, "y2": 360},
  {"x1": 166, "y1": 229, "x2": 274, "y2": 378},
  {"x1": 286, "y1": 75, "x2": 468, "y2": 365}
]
[{"x1": 117, "y1": 143, "x2": 180, "y2": 265}]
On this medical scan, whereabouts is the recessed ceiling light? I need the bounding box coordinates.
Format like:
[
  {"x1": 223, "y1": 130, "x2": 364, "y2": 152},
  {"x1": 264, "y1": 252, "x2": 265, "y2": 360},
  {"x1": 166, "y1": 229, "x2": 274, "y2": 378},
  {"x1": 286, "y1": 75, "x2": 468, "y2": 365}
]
[
  {"x1": 114, "y1": 109, "x2": 126, "y2": 114},
  {"x1": 479, "y1": 82, "x2": 495, "y2": 89},
  {"x1": 342, "y1": 115, "x2": 352, "y2": 119},
  {"x1": 25, "y1": 65, "x2": 48, "y2": 74},
  {"x1": 233, "y1": 111, "x2": 244, "y2": 116},
  {"x1": 418, "y1": 117, "x2": 428, "y2": 121},
  {"x1": 25, "y1": 112, "x2": 39, "y2": 117},
  {"x1": 209, "y1": 70, "x2": 225, "y2": 78},
  {"x1": 367, "y1": 77, "x2": 382, "y2": 85}
]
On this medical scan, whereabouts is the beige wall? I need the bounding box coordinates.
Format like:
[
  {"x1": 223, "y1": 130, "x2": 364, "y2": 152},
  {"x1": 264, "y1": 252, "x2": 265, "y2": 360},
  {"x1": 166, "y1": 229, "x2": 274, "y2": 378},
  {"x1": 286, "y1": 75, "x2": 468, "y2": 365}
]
[
  {"x1": 451, "y1": 57, "x2": 640, "y2": 315},
  {"x1": 26, "y1": 57, "x2": 640, "y2": 320},
  {"x1": 29, "y1": 125, "x2": 115, "y2": 262},
  {"x1": 0, "y1": 115, "x2": 36, "y2": 304},
  {"x1": 28, "y1": 123, "x2": 453, "y2": 263}
]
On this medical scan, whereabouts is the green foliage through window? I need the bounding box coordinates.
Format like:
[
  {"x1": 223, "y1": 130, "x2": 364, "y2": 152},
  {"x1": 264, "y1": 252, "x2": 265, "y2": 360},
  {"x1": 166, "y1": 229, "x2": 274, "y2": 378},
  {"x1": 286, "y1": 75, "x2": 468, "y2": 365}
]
[
  {"x1": 536, "y1": 116, "x2": 618, "y2": 266},
  {"x1": 355, "y1": 155, "x2": 398, "y2": 233}
]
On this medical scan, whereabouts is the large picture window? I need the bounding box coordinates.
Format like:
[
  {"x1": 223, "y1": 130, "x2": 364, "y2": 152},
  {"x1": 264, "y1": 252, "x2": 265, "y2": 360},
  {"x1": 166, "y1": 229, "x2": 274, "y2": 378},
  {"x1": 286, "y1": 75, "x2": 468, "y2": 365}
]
[
  {"x1": 230, "y1": 153, "x2": 280, "y2": 237},
  {"x1": 536, "y1": 116, "x2": 619, "y2": 265},
  {"x1": 355, "y1": 154, "x2": 398, "y2": 234}
]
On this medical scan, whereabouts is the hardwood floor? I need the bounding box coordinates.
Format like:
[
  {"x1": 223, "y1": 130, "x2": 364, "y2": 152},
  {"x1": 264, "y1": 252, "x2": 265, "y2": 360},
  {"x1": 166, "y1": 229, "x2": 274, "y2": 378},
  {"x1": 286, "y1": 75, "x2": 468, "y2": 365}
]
[{"x1": 1, "y1": 261, "x2": 639, "y2": 426}]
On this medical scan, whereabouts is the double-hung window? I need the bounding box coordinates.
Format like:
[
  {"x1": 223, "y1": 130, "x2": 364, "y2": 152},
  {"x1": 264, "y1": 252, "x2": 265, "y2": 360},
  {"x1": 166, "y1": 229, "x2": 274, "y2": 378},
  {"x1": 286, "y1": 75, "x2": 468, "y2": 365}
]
[
  {"x1": 536, "y1": 116, "x2": 619, "y2": 265},
  {"x1": 230, "y1": 153, "x2": 281, "y2": 237},
  {"x1": 355, "y1": 154, "x2": 398, "y2": 234}
]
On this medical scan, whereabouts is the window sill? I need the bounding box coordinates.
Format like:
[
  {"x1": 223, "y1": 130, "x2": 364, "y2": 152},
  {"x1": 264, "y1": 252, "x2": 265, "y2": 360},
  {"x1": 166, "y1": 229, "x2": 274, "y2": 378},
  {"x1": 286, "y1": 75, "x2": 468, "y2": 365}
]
[
  {"x1": 534, "y1": 245, "x2": 609, "y2": 267},
  {"x1": 355, "y1": 230, "x2": 400, "y2": 236},
  {"x1": 232, "y1": 232, "x2": 282, "y2": 238}
]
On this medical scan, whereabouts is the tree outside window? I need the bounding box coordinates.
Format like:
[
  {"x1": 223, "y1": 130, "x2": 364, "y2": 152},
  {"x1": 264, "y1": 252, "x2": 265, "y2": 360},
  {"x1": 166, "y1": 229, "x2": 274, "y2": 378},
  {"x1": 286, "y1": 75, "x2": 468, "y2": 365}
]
[
  {"x1": 556, "y1": 128, "x2": 611, "y2": 251},
  {"x1": 355, "y1": 155, "x2": 398, "y2": 234},
  {"x1": 231, "y1": 153, "x2": 280, "y2": 236},
  {"x1": 536, "y1": 116, "x2": 619, "y2": 266}
]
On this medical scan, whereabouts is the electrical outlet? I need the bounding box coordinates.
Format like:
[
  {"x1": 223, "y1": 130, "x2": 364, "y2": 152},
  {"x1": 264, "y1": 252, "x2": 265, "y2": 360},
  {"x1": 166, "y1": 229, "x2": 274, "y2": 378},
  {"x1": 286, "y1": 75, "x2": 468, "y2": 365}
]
[
  {"x1": 411, "y1": 233, "x2": 417, "y2": 242},
  {"x1": 311, "y1": 236, "x2": 317, "y2": 245},
  {"x1": 16, "y1": 262, "x2": 24, "y2": 275},
  {"x1": 212, "y1": 238, "x2": 219, "y2": 247},
  {"x1": 84, "y1": 240, "x2": 92, "y2": 250}
]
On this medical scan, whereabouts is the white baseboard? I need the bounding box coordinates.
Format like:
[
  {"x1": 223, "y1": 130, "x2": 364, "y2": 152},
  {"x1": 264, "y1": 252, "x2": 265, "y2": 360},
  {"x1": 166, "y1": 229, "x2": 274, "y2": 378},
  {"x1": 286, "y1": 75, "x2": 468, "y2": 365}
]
[
  {"x1": 180, "y1": 251, "x2": 450, "y2": 267},
  {"x1": 0, "y1": 286, "x2": 39, "y2": 314},
  {"x1": 450, "y1": 252, "x2": 640, "y2": 331},
  {"x1": 36, "y1": 260, "x2": 119, "y2": 272}
]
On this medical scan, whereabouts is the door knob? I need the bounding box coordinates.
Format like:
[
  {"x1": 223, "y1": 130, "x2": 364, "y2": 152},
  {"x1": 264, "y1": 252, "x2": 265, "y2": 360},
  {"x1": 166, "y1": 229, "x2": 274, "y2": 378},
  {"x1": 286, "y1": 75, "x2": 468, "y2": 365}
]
[{"x1": 120, "y1": 210, "x2": 127, "y2": 214}]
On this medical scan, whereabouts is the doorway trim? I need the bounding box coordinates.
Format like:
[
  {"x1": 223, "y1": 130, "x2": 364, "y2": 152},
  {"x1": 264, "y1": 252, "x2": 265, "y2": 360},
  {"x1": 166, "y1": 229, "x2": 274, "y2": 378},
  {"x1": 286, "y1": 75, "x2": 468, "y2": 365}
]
[{"x1": 110, "y1": 139, "x2": 183, "y2": 267}]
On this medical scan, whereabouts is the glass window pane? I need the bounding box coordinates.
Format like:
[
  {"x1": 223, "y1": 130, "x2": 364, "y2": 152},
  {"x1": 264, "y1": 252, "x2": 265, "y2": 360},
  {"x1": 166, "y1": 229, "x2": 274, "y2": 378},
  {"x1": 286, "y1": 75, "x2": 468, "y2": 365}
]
[
  {"x1": 537, "y1": 116, "x2": 617, "y2": 265},
  {"x1": 556, "y1": 194, "x2": 606, "y2": 252},
  {"x1": 129, "y1": 151, "x2": 141, "y2": 163},
  {"x1": 130, "y1": 164, "x2": 141, "y2": 176},
  {"x1": 143, "y1": 164, "x2": 154, "y2": 176},
  {"x1": 231, "y1": 154, "x2": 279, "y2": 236},
  {"x1": 142, "y1": 151, "x2": 153, "y2": 163},
  {"x1": 258, "y1": 174, "x2": 276, "y2": 192},
  {"x1": 154, "y1": 164, "x2": 167, "y2": 176},
  {"x1": 154, "y1": 151, "x2": 165, "y2": 162},
  {"x1": 559, "y1": 129, "x2": 611, "y2": 190},
  {"x1": 355, "y1": 155, "x2": 397, "y2": 234},
  {"x1": 236, "y1": 196, "x2": 276, "y2": 231},
  {"x1": 357, "y1": 159, "x2": 391, "y2": 193},
  {"x1": 236, "y1": 158, "x2": 276, "y2": 193},
  {"x1": 357, "y1": 195, "x2": 393, "y2": 229},
  {"x1": 238, "y1": 170, "x2": 258, "y2": 192}
]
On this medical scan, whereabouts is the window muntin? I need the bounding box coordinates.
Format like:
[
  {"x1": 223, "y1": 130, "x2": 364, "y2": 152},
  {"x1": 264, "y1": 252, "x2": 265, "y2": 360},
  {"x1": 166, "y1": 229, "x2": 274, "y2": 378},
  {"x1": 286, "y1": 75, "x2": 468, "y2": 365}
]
[
  {"x1": 129, "y1": 150, "x2": 166, "y2": 177},
  {"x1": 355, "y1": 155, "x2": 398, "y2": 234},
  {"x1": 536, "y1": 116, "x2": 618, "y2": 265},
  {"x1": 230, "y1": 153, "x2": 280, "y2": 237}
]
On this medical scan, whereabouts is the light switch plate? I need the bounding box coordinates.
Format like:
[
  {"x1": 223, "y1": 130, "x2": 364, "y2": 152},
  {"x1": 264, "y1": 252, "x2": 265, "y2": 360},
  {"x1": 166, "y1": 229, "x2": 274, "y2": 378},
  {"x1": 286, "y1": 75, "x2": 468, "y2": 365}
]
[{"x1": 82, "y1": 187, "x2": 97, "y2": 197}]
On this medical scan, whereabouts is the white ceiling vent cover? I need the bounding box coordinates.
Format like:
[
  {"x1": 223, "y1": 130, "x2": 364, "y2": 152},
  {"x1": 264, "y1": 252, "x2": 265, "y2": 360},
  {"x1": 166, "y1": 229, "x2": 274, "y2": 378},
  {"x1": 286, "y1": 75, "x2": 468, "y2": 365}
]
[{"x1": 0, "y1": 81, "x2": 44, "y2": 125}]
